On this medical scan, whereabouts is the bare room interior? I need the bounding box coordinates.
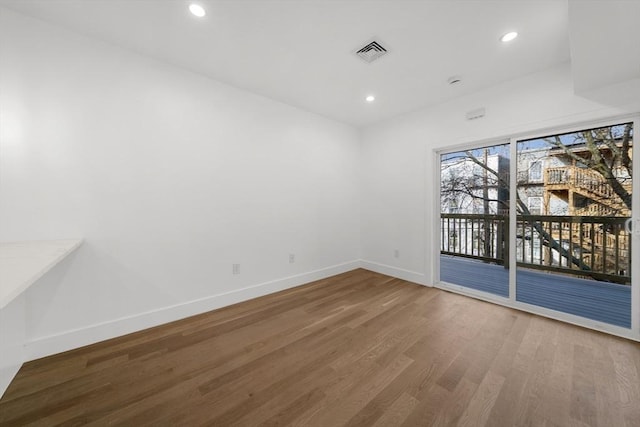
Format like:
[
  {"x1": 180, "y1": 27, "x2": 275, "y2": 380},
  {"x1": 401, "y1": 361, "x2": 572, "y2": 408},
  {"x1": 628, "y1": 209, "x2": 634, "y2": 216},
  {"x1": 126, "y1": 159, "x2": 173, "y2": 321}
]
[{"x1": 0, "y1": 0, "x2": 639, "y2": 425}]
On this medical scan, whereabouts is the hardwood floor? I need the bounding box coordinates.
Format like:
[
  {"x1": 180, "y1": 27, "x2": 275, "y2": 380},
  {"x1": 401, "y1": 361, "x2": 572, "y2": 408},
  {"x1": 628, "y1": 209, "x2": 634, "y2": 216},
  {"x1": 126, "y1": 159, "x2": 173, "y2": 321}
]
[{"x1": 1, "y1": 269, "x2": 639, "y2": 426}]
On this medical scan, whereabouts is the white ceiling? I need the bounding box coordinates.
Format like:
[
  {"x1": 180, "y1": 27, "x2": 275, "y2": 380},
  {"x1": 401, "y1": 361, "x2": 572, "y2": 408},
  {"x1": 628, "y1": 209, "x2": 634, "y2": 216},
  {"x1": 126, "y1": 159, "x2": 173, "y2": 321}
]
[{"x1": 0, "y1": 0, "x2": 572, "y2": 127}]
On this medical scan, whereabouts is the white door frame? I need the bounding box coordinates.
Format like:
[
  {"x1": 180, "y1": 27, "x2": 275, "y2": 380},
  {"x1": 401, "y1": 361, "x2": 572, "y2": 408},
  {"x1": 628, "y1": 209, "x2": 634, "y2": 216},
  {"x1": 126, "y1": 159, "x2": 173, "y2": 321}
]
[{"x1": 430, "y1": 113, "x2": 640, "y2": 342}]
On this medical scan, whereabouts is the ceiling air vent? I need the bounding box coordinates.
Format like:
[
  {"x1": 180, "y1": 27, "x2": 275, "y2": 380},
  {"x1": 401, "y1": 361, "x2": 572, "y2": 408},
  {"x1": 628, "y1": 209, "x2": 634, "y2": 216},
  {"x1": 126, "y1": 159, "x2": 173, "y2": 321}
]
[{"x1": 355, "y1": 40, "x2": 388, "y2": 63}]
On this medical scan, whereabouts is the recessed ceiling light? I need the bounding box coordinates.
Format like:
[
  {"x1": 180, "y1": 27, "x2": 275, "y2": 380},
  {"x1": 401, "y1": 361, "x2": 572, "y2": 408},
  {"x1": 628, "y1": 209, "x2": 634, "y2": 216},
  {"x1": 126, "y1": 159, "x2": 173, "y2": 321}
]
[
  {"x1": 189, "y1": 3, "x2": 206, "y2": 18},
  {"x1": 365, "y1": 95, "x2": 375, "y2": 102},
  {"x1": 500, "y1": 31, "x2": 518, "y2": 42}
]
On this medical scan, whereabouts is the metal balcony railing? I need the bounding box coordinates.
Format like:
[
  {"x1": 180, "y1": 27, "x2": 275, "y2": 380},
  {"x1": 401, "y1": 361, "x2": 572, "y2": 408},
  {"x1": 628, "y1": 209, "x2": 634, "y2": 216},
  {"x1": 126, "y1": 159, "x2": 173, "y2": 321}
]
[{"x1": 441, "y1": 213, "x2": 631, "y2": 285}]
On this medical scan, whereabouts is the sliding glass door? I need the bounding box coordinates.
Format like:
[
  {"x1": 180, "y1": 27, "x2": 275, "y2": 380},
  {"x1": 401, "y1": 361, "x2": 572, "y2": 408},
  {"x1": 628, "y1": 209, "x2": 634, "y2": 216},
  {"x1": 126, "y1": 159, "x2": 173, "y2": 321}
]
[
  {"x1": 515, "y1": 122, "x2": 633, "y2": 328},
  {"x1": 440, "y1": 141, "x2": 510, "y2": 297},
  {"x1": 438, "y1": 119, "x2": 636, "y2": 336}
]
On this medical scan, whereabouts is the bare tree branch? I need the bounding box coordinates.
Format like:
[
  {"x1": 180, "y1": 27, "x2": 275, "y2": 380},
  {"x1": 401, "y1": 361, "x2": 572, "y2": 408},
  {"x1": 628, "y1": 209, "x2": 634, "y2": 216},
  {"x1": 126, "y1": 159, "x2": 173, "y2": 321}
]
[
  {"x1": 463, "y1": 150, "x2": 591, "y2": 270},
  {"x1": 543, "y1": 136, "x2": 593, "y2": 167},
  {"x1": 543, "y1": 127, "x2": 632, "y2": 210}
]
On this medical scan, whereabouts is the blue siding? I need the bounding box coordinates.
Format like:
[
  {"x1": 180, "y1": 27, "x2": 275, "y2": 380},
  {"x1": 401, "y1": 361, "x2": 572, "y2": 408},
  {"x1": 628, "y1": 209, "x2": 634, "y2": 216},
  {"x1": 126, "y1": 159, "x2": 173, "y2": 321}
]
[{"x1": 440, "y1": 255, "x2": 631, "y2": 328}]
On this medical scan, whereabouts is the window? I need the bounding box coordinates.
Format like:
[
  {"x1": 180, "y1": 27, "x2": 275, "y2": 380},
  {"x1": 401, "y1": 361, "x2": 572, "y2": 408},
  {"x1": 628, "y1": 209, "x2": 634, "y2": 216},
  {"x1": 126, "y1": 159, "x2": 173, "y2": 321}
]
[
  {"x1": 529, "y1": 160, "x2": 542, "y2": 182},
  {"x1": 528, "y1": 197, "x2": 542, "y2": 215}
]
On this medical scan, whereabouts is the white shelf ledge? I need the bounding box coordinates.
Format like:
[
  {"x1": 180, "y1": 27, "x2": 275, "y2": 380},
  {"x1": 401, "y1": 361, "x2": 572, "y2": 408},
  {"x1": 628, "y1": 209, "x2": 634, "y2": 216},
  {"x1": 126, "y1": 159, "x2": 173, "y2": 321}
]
[{"x1": 0, "y1": 239, "x2": 83, "y2": 309}]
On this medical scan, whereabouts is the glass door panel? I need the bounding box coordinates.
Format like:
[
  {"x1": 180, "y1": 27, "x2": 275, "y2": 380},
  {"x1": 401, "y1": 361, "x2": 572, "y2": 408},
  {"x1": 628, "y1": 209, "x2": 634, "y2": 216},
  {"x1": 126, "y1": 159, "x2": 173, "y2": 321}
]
[
  {"x1": 440, "y1": 142, "x2": 510, "y2": 297},
  {"x1": 515, "y1": 123, "x2": 633, "y2": 328}
]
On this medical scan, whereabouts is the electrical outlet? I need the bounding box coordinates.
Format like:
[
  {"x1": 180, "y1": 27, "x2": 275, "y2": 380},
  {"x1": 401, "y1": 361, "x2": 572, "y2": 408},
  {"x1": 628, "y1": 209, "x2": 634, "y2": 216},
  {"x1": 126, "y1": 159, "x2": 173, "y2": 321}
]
[
  {"x1": 394, "y1": 249, "x2": 399, "y2": 258},
  {"x1": 232, "y1": 264, "x2": 240, "y2": 275},
  {"x1": 289, "y1": 254, "x2": 295, "y2": 263}
]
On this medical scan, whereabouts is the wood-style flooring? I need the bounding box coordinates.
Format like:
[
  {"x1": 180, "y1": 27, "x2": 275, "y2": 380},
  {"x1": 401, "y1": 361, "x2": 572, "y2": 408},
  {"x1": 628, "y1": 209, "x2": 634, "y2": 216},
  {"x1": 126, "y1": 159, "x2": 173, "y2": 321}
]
[{"x1": 1, "y1": 269, "x2": 639, "y2": 426}]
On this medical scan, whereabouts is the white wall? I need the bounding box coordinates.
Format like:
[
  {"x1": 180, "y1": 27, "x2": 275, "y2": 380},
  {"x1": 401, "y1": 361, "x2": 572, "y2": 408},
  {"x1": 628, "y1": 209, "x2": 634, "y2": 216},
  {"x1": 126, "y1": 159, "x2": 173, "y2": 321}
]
[
  {"x1": 0, "y1": 8, "x2": 361, "y2": 361},
  {"x1": 0, "y1": 293, "x2": 25, "y2": 395},
  {"x1": 1, "y1": 3, "x2": 637, "y2": 395},
  {"x1": 360, "y1": 63, "x2": 633, "y2": 284}
]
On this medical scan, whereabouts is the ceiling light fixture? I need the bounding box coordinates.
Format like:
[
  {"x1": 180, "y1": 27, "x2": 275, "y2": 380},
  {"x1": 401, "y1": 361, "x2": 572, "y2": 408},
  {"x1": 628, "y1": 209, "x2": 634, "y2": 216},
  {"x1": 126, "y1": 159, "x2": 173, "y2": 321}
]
[
  {"x1": 365, "y1": 95, "x2": 375, "y2": 102},
  {"x1": 189, "y1": 3, "x2": 206, "y2": 18},
  {"x1": 500, "y1": 31, "x2": 518, "y2": 42}
]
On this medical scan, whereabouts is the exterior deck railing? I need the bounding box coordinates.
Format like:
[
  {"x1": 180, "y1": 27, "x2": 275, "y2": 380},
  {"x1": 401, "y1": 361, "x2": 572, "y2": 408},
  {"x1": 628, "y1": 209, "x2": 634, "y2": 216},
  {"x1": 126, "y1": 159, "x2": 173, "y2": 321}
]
[
  {"x1": 441, "y1": 213, "x2": 631, "y2": 285},
  {"x1": 545, "y1": 166, "x2": 630, "y2": 215},
  {"x1": 545, "y1": 166, "x2": 616, "y2": 199}
]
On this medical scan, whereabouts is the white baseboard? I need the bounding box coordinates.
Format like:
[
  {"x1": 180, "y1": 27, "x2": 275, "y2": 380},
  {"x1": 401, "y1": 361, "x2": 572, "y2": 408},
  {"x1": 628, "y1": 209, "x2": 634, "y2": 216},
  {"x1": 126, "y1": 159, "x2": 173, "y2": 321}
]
[
  {"x1": 360, "y1": 260, "x2": 426, "y2": 285},
  {"x1": 25, "y1": 260, "x2": 362, "y2": 361}
]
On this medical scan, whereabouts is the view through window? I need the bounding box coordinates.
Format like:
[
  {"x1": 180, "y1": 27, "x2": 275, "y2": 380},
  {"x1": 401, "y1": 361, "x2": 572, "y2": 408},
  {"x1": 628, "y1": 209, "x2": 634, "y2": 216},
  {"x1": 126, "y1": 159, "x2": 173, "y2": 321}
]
[{"x1": 440, "y1": 122, "x2": 633, "y2": 329}]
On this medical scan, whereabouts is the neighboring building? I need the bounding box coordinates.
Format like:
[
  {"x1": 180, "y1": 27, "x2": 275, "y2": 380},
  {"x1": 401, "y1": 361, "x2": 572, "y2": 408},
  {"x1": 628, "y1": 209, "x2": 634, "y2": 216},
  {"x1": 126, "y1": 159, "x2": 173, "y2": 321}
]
[
  {"x1": 440, "y1": 152, "x2": 510, "y2": 215},
  {"x1": 440, "y1": 152, "x2": 509, "y2": 261},
  {"x1": 517, "y1": 138, "x2": 633, "y2": 217}
]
